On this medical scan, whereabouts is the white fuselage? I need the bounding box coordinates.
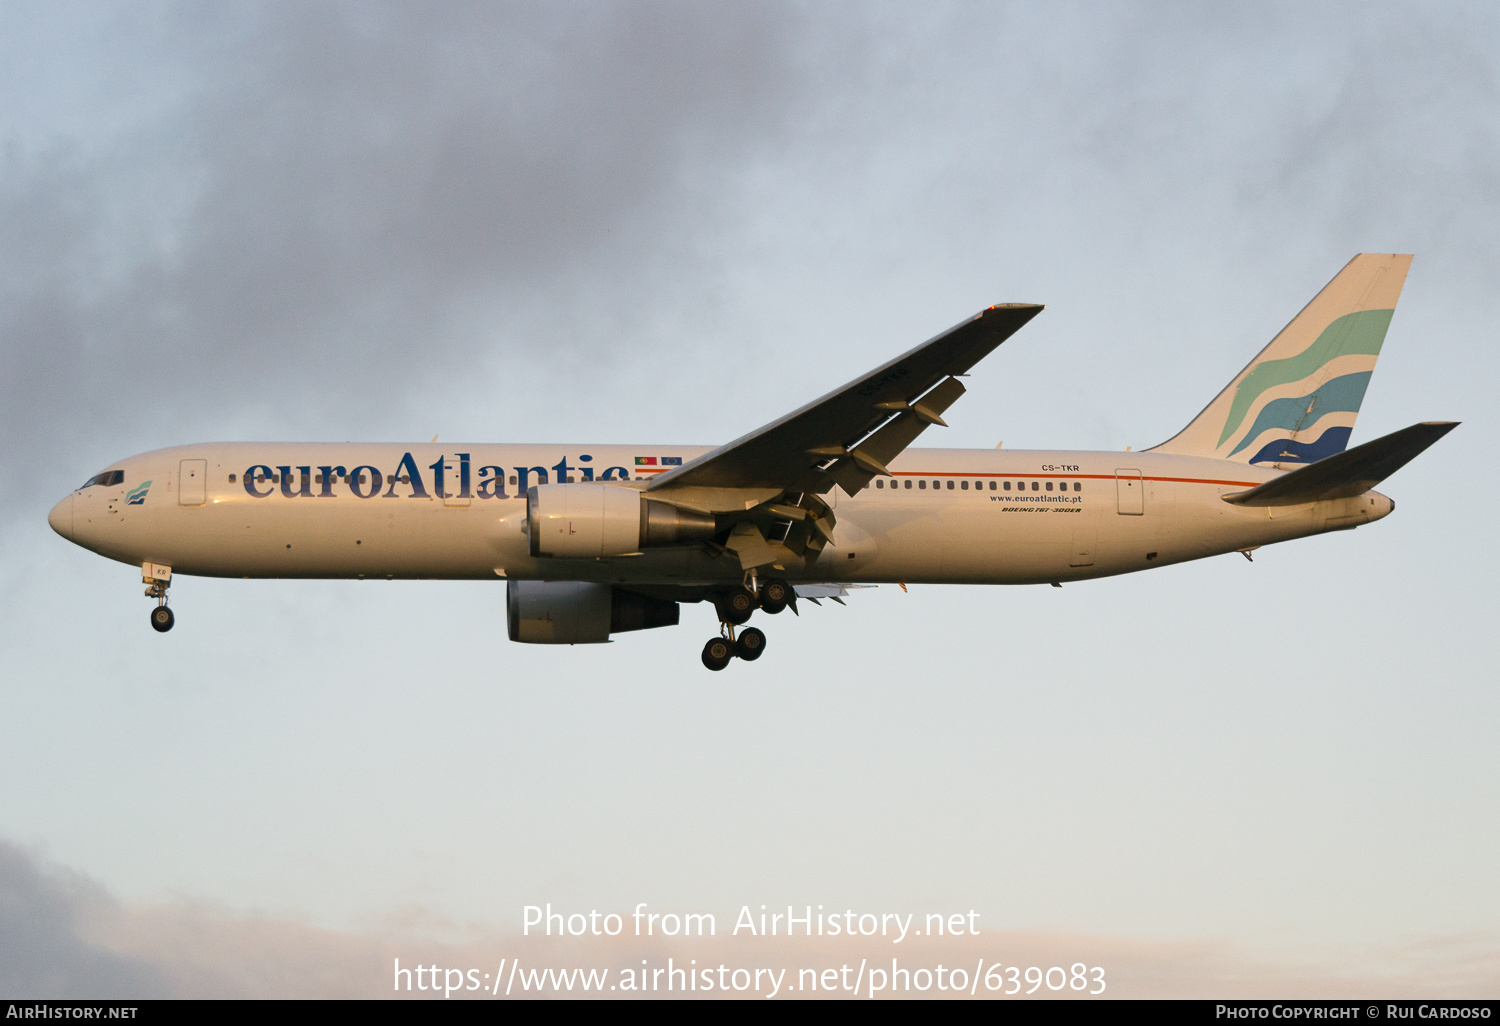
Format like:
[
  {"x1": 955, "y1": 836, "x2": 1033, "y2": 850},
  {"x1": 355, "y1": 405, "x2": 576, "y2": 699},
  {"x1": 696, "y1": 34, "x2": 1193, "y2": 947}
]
[{"x1": 48, "y1": 442, "x2": 1393, "y2": 586}]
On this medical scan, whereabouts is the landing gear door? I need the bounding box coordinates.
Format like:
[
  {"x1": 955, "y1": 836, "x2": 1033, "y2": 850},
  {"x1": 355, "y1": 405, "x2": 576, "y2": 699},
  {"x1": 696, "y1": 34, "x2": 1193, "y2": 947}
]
[
  {"x1": 1070, "y1": 528, "x2": 1097, "y2": 567},
  {"x1": 1115, "y1": 469, "x2": 1144, "y2": 515},
  {"x1": 179, "y1": 459, "x2": 207, "y2": 506}
]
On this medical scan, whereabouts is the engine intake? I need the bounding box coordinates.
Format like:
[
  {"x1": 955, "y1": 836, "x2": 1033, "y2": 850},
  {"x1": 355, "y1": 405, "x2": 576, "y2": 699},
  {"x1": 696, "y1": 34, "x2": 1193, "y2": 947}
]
[
  {"x1": 527, "y1": 484, "x2": 716, "y2": 558},
  {"x1": 507, "y1": 581, "x2": 680, "y2": 644}
]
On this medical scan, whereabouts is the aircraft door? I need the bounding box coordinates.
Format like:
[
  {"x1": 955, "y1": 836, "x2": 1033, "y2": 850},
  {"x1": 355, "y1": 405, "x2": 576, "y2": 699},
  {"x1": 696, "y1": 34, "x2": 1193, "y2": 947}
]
[
  {"x1": 1115, "y1": 469, "x2": 1144, "y2": 515},
  {"x1": 178, "y1": 459, "x2": 207, "y2": 506},
  {"x1": 442, "y1": 456, "x2": 470, "y2": 507}
]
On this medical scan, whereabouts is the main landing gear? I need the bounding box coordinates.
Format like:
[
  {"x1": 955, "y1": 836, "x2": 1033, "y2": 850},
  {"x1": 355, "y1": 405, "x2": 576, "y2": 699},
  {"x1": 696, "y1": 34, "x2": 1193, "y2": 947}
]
[
  {"x1": 700, "y1": 625, "x2": 767, "y2": 671},
  {"x1": 143, "y1": 561, "x2": 174, "y2": 633},
  {"x1": 700, "y1": 574, "x2": 787, "y2": 671}
]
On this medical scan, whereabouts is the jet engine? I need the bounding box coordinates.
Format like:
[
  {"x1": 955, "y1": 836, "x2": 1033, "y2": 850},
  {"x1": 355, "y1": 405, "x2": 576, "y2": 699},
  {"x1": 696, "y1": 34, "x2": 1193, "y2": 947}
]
[
  {"x1": 526, "y1": 484, "x2": 716, "y2": 558},
  {"x1": 507, "y1": 580, "x2": 680, "y2": 644}
]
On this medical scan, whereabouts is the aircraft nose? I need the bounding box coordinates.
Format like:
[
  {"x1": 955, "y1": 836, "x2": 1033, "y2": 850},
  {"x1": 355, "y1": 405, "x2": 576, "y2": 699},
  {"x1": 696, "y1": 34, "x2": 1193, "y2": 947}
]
[{"x1": 48, "y1": 494, "x2": 74, "y2": 541}]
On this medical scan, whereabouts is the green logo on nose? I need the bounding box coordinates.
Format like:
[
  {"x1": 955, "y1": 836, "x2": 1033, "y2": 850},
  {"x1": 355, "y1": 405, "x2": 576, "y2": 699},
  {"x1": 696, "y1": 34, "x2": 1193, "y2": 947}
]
[{"x1": 126, "y1": 481, "x2": 152, "y2": 505}]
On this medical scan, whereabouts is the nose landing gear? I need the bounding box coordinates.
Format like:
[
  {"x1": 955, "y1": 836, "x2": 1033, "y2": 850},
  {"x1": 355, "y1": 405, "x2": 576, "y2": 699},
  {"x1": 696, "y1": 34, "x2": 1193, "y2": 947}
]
[{"x1": 143, "y1": 562, "x2": 174, "y2": 633}]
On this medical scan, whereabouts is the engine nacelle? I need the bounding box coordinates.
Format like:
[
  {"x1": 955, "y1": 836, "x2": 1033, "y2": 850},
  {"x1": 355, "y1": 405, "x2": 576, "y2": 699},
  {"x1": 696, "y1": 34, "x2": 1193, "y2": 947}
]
[
  {"x1": 507, "y1": 580, "x2": 681, "y2": 644},
  {"x1": 527, "y1": 484, "x2": 716, "y2": 558}
]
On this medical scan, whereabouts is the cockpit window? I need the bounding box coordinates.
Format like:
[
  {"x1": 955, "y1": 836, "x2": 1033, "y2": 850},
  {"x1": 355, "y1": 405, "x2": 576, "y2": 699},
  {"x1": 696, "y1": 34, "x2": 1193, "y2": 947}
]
[{"x1": 81, "y1": 470, "x2": 125, "y2": 488}]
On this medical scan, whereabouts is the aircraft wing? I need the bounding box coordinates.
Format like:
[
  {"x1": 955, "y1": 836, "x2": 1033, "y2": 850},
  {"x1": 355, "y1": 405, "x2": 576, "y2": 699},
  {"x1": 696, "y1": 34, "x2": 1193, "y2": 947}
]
[{"x1": 647, "y1": 303, "x2": 1043, "y2": 497}]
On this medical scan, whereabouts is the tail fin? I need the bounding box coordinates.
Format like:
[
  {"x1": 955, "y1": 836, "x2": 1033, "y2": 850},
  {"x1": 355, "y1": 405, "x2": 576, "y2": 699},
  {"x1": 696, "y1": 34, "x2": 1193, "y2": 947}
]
[{"x1": 1149, "y1": 254, "x2": 1411, "y2": 466}]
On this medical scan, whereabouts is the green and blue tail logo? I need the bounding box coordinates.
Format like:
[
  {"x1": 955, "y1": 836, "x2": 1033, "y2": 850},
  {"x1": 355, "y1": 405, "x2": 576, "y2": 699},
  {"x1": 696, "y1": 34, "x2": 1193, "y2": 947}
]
[
  {"x1": 126, "y1": 481, "x2": 152, "y2": 505},
  {"x1": 1149, "y1": 254, "x2": 1411, "y2": 467}
]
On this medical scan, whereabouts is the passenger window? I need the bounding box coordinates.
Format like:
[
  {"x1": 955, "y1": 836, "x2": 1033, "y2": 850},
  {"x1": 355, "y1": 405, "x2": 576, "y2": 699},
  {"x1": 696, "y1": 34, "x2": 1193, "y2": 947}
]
[
  {"x1": 876, "y1": 479, "x2": 884, "y2": 489},
  {"x1": 960, "y1": 480, "x2": 968, "y2": 490},
  {"x1": 1073, "y1": 482, "x2": 1081, "y2": 492},
  {"x1": 228, "y1": 473, "x2": 236, "y2": 483},
  {"x1": 919, "y1": 480, "x2": 926, "y2": 490},
  {"x1": 509, "y1": 476, "x2": 517, "y2": 486},
  {"x1": 989, "y1": 481, "x2": 996, "y2": 490},
  {"x1": 904, "y1": 479, "x2": 912, "y2": 489},
  {"x1": 1046, "y1": 481, "x2": 1054, "y2": 492},
  {"x1": 946, "y1": 480, "x2": 954, "y2": 490},
  {"x1": 1003, "y1": 481, "x2": 1011, "y2": 491},
  {"x1": 1031, "y1": 481, "x2": 1039, "y2": 490}
]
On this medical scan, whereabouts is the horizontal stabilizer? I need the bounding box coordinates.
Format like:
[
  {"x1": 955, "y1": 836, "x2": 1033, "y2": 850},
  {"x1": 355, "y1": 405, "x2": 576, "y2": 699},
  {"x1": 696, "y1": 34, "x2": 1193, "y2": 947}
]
[{"x1": 1223, "y1": 421, "x2": 1458, "y2": 507}]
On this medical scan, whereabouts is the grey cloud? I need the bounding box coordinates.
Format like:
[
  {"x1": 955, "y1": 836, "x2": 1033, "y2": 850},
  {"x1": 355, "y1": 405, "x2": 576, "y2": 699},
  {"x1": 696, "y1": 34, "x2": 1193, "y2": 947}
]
[
  {"x1": 1, "y1": 1, "x2": 822, "y2": 516},
  {"x1": 0, "y1": 839, "x2": 166, "y2": 997},
  {"x1": 167, "y1": 1, "x2": 806, "y2": 357},
  {"x1": 5, "y1": 1, "x2": 1498, "y2": 523}
]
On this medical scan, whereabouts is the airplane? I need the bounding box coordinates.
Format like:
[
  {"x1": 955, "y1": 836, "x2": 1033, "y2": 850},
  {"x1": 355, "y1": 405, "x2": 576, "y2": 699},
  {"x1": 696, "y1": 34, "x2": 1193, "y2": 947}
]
[{"x1": 48, "y1": 254, "x2": 1455, "y2": 670}]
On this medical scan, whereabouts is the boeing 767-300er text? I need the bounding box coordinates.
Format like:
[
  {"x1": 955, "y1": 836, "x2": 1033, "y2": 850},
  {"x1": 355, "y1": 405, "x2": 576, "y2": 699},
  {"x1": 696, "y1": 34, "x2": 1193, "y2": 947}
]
[{"x1": 49, "y1": 254, "x2": 1455, "y2": 670}]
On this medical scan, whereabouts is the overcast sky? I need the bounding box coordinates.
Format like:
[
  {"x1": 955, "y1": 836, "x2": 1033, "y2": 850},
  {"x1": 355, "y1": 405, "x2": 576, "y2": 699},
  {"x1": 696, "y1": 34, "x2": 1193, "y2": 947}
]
[{"x1": 2, "y1": 0, "x2": 1497, "y2": 998}]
